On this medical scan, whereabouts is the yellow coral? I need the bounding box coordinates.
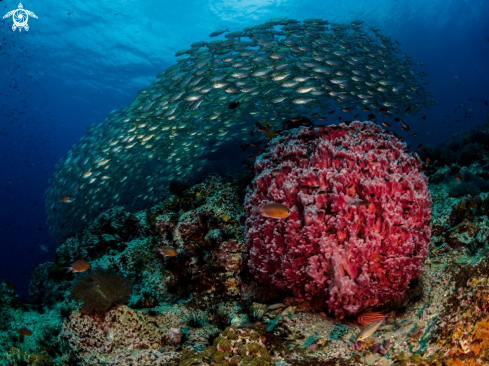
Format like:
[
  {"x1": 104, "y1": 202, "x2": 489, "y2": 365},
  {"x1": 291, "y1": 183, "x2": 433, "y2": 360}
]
[
  {"x1": 445, "y1": 359, "x2": 482, "y2": 366},
  {"x1": 471, "y1": 317, "x2": 489, "y2": 356}
]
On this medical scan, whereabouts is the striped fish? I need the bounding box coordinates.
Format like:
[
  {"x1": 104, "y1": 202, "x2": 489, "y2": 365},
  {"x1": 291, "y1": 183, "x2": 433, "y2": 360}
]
[{"x1": 357, "y1": 311, "x2": 389, "y2": 325}]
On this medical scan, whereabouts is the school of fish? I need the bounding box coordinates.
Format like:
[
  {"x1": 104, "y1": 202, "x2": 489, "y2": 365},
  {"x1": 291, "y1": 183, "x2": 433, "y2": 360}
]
[{"x1": 44, "y1": 18, "x2": 435, "y2": 242}]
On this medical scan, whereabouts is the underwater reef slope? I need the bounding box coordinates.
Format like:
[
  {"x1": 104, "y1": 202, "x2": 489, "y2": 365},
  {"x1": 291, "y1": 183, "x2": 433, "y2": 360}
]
[
  {"x1": 2, "y1": 169, "x2": 489, "y2": 364},
  {"x1": 44, "y1": 17, "x2": 435, "y2": 243},
  {"x1": 244, "y1": 122, "x2": 432, "y2": 318}
]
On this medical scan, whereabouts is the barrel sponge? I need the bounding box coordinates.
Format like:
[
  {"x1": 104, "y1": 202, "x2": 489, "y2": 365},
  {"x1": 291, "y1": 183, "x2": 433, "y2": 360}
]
[
  {"x1": 244, "y1": 122, "x2": 432, "y2": 318},
  {"x1": 70, "y1": 268, "x2": 132, "y2": 313}
]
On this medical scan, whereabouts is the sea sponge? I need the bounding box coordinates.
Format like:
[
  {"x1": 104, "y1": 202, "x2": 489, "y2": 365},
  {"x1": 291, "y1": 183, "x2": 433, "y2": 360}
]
[
  {"x1": 70, "y1": 268, "x2": 132, "y2": 313},
  {"x1": 244, "y1": 122, "x2": 432, "y2": 318}
]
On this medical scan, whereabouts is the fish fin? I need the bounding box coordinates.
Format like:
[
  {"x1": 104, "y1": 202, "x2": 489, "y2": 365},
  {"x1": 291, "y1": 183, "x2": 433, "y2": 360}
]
[
  {"x1": 226, "y1": 28, "x2": 229, "y2": 32},
  {"x1": 251, "y1": 206, "x2": 261, "y2": 214},
  {"x1": 64, "y1": 267, "x2": 72, "y2": 273}
]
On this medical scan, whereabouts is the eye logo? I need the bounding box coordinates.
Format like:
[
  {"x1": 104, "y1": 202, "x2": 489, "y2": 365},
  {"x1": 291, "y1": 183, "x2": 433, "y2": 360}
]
[{"x1": 3, "y1": 3, "x2": 38, "y2": 32}]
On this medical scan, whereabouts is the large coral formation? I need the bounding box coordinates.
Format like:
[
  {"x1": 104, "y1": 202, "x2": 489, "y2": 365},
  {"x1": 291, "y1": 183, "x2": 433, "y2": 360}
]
[
  {"x1": 152, "y1": 174, "x2": 248, "y2": 307},
  {"x1": 244, "y1": 122, "x2": 432, "y2": 318},
  {"x1": 62, "y1": 305, "x2": 180, "y2": 365}
]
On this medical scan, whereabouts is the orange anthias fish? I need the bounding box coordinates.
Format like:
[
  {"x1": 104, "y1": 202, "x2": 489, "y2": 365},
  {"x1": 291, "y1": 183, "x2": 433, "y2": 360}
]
[
  {"x1": 252, "y1": 203, "x2": 291, "y2": 219},
  {"x1": 65, "y1": 260, "x2": 90, "y2": 273},
  {"x1": 155, "y1": 246, "x2": 177, "y2": 257},
  {"x1": 357, "y1": 311, "x2": 390, "y2": 325},
  {"x1": 59, "y1": 196, "x2": 76, "y2": 203},
  {"x1": 18, "y1": 327, "x2": 33, "y2": 336}
]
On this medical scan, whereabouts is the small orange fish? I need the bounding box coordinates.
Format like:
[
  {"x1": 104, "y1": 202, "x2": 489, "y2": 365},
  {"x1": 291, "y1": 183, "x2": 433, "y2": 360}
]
[
  {"x1": 59, "y1": 196, "x2": 75, "y2": 203},
  {"x1": 382, "y1": 122, "x2": 391, "y2": 128},
  {"x1": 343, "y1": 107, "x2": 351, "y2": 112},
  {"x1": 65, "y1": 260, "x2": 90, "y2": 273},
  {"x1": 155, "y1": 246, "x2": 177, "y2": 256},
  {"x1": 359, "y1": 200, "x2": 371, "y2": 206},
  {"x1": 425, "y1": 158, "x2": 430, "y2": 168},
  {"x1": 17, "y1": 327, "x2": 32, "y2": 336},
  {"x1": 252, "y1": 203, "x2": 291, "y2": 219},
  {"x1": 455, "y1": 176, "x2": 463, "y2": 182},
  {"x1": 357, "y1": 311, "x2": 389, "y2": 325}
]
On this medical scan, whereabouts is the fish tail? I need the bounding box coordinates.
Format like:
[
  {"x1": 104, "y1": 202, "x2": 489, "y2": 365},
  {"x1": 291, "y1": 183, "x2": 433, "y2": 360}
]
[
  {"x1": 251, "y1": 205, "x2": 261, "y2": 214},
  {"x1": 64, "y1": 267, "x2": 72, "y2": 273}
]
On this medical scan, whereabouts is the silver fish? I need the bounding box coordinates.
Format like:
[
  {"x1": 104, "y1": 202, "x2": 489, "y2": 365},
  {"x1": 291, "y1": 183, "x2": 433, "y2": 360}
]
[{"x1": 356, "y1": 316, "x2": 386, "y2": 341}]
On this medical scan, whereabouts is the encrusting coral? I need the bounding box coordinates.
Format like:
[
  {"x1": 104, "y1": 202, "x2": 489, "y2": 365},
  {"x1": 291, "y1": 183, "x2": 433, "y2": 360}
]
[
  {"x1": 61, "y1": 305, "x2": 181, "y2": 365},
  {"x1": 178, "y1": 326, "x2": 272, "y2": 366},
  {"x1": 244, "y1": 122, "x2": 432, "y2": 318}
]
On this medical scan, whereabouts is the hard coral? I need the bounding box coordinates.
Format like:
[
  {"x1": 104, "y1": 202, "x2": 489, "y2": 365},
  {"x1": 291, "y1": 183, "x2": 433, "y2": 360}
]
[
  {"x1": 244, "y1": 122, "x2": 432, "y2": 318},
  {"x1": 70, "y1": 268, "x2": 132, "y2": 313},
  {"x1": 179, "y1": 326, "x2": 271, "y2": 366},
  {"x1": 62, "y1": 305, "x2": 178, "y2": 365}
]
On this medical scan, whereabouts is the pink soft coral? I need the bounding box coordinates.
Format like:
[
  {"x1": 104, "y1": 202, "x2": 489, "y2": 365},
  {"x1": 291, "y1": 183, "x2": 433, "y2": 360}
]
[{"x1": 244, "y1": 122, "x2": 432, "y2": 318}]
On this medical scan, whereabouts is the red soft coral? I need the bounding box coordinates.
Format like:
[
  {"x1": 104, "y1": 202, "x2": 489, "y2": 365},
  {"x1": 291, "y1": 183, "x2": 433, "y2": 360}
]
[{"x1": 244, "y1": 122, "x2": 432, "y2": 318}]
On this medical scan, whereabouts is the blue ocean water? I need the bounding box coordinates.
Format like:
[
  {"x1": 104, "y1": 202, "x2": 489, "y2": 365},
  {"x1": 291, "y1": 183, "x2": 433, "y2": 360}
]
[{"x1": 0, "y1": 0, "x2": 488, "y2": 299}]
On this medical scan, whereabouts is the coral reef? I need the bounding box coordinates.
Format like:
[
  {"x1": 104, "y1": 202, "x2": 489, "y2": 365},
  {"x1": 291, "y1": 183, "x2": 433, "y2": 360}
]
[
  {"x1": 4, "y1": 124, "x2": 489, "y2": 365},
  {"x1": 244, "y1": 122, "x2": 432, "y2": 318}
]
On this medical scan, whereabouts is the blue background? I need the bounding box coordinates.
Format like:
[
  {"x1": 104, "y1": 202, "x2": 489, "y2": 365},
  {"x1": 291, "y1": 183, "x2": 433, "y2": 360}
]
[{"x1": 1, "y1": 0, "x2": 488, "y2": 298}]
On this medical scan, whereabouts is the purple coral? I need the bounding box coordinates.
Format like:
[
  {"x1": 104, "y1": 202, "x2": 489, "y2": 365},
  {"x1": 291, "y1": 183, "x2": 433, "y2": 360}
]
[{"x1": 244, "y1": 122, "x2": 432, "y2": 318}]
